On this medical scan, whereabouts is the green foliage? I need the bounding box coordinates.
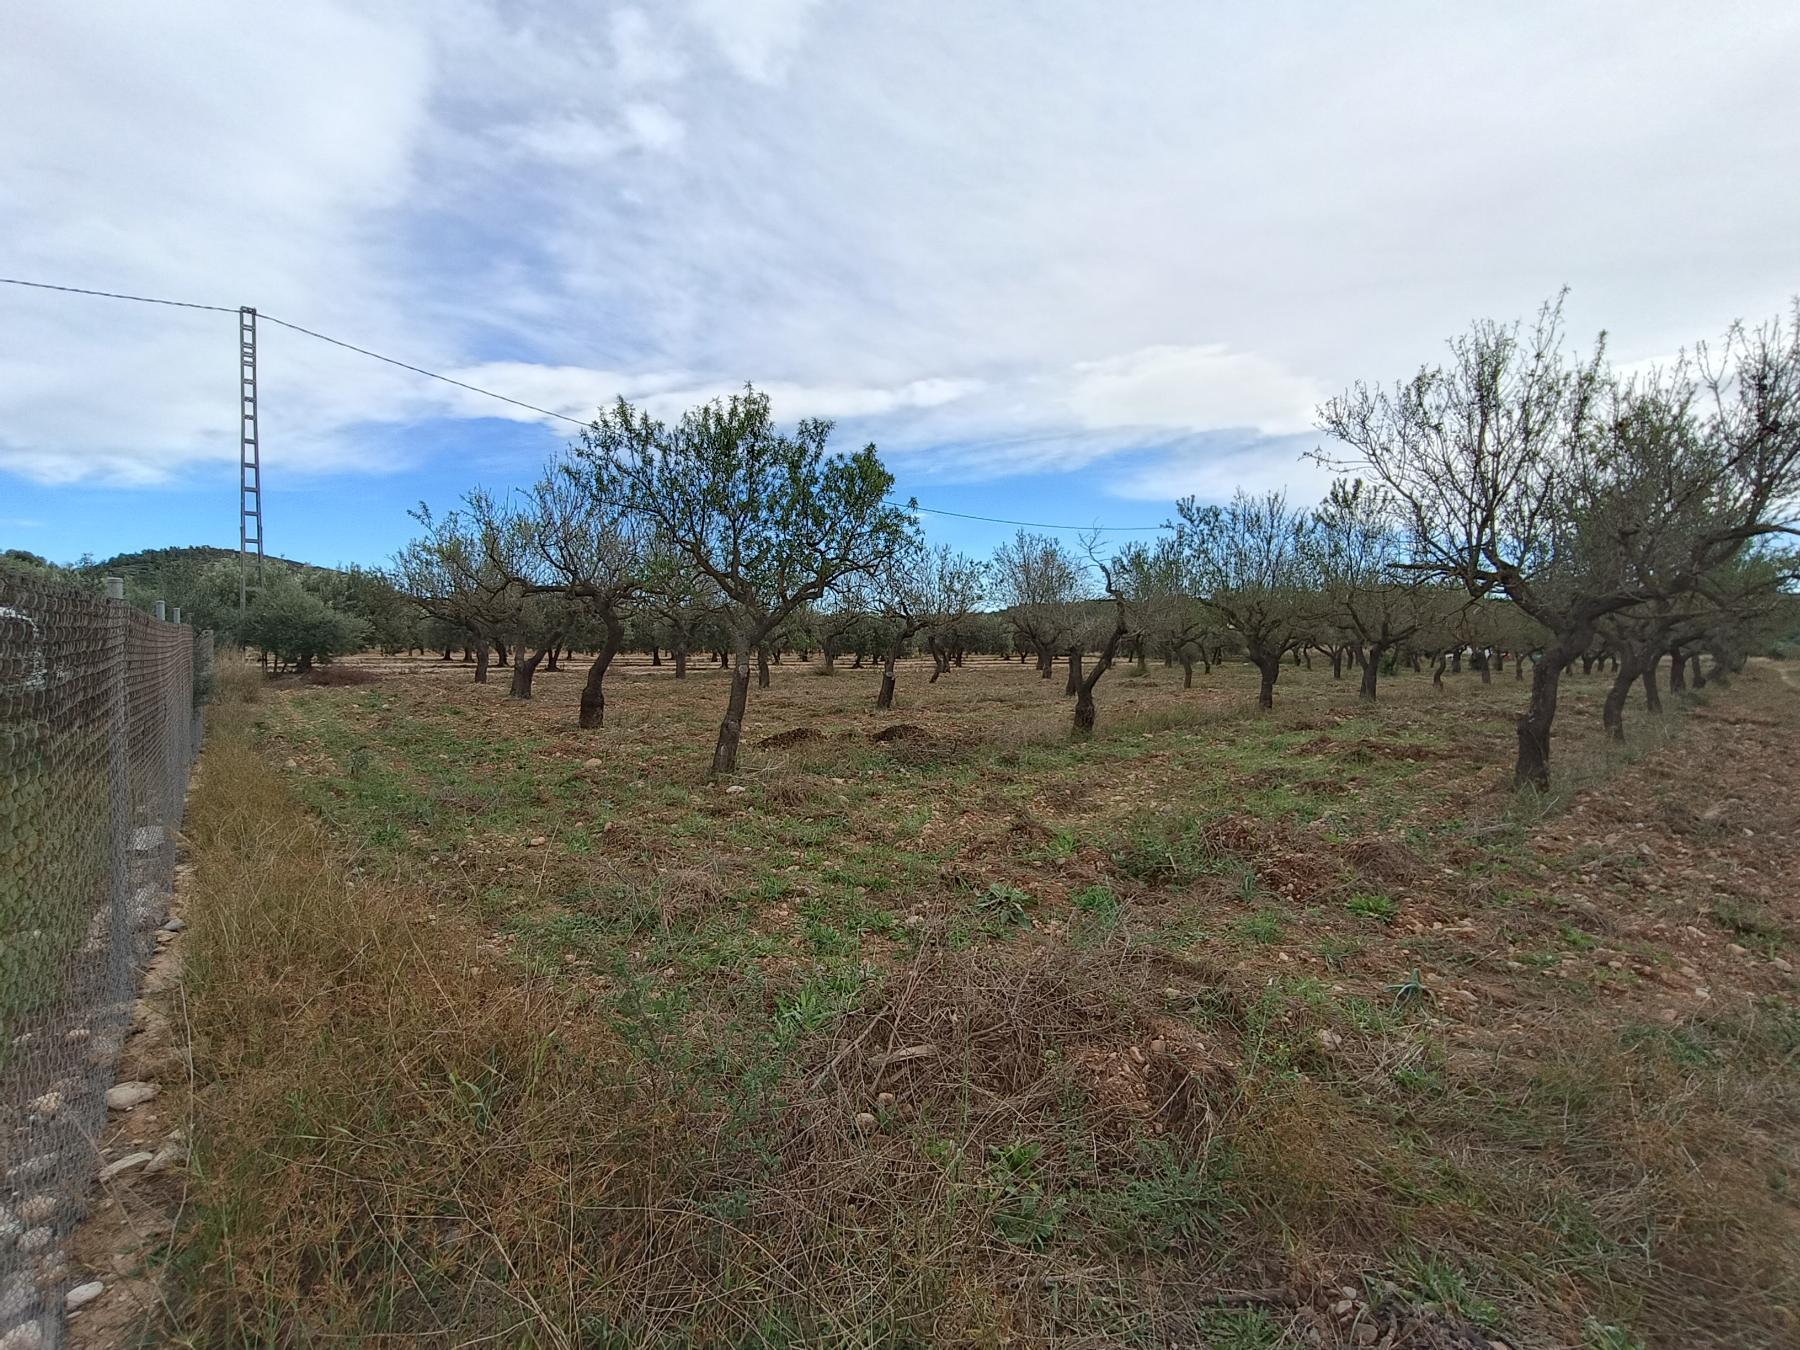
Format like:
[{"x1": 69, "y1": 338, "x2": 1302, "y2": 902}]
[
  {"x1": 236, "y1": 575, "x2": 368, "y2": 672},
  {"x1": 987, "y1": 1142, "x2": 1065, "y2": 1247},
  {"x1": 1346, "y1": 891, "x2": 1398, "y2": 923}
]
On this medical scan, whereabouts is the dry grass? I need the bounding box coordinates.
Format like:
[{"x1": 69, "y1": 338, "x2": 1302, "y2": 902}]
[{"x1": 163, "y1": 655, "x2": 1800, "y2": 1347}]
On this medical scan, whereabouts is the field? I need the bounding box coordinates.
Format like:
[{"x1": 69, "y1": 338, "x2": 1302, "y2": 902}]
[{"x1": 167, "y1": 653, "x2": 1799, "y2": 1348}]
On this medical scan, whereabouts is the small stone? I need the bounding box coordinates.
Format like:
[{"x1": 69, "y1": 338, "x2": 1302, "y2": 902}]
[
  {"x1": 28, "y1": 1090, "x2": 62, "y2": 1116},
  {"x1": 17, "y1": 1226, "x2": 52, "y2": 1254},
  {"x1": 903, "y1": 914, "x2": 924, "y2": 928},
  {"x1": 1773, "y1": 956, "x2": 1793, "y2": 973},
  {"x1": 17, "y1": 1195, "x2": 56, "y2": 1223},
  {"x1": 98, "y1": 1151, "x2": 155, "y2": 1182},
  {"x1": 0, "y1": 1321, "x2": 46, "y2": 1349},
  {"x1": 1317, "y1": 1029, "x2": 1343, "y2": 1051},
  {"x1": 583, "y1": 757, "x2": 602, "y2": 768},
  {"x1": 1162, "y1": 986, "x2": 1182, "y2": 999},
  {"x1": 876, "y1": 1091, "x2": 896, "y2": 1109},
  {"x1": 725, "y1": 784, "x2": 746, "y2": 795},
  {"x1": 105, "y1": 1081, "x2": 158, "y2": 1111},
  {"x1": 1354, "y1": 1323, "x2": 1378, "y2": 1346},
  {"x1": 853, "y1": 1111, "x2": 878, "y2": 1132},
  {"x1": 161, "y1": 917, "x2": 186, "y2": 933},
  {"x1": 1727, "y1": 943, "x2": 1749, "y2": 957},
  {"x1": 528, "y1": 836, "x2": 548, "y2": 847},
  {"x1": 65, "y1": 1281, "x2": 104, "y2": 1311},
  {"x1": 283, "y1": 757, "x2": 298, "y2": 770},
  {"x1": 1148, "y1": 1038, "x2": 1166, "y2": 1056}
]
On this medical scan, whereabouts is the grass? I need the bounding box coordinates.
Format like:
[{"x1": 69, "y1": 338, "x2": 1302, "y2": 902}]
[{"x1": 162, "y1": 652, "x2": 1800, "y2": 1347}]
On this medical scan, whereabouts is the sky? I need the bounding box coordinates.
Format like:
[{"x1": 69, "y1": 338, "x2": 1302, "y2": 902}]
[{"x1": 3, "y1": 1, "x2": 1798, "y2": 568}]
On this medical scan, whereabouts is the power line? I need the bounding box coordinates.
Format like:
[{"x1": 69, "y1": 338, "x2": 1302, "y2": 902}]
[
  {"x1": 257, "y1": 314, "x2": 591, "y2": 427},
  {"x1": 2, "y1": 275, "x2": 1172, "y2": 533},
  {"x1": 899, "y1": 503, "x2": 1163, "y2": 533},
  {"x1": 0, "y1": 276, "x2": 236, "y2": 314}
]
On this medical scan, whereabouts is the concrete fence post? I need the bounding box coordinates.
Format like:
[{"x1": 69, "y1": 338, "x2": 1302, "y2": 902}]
[{"x1": 154, "y1": 600, "x2": 166, "y2": 622}]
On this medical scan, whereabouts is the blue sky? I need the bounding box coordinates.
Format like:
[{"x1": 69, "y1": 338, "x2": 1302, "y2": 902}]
[{"x1": 4, "y1": 1, "x2": 1799, "y2": 568}]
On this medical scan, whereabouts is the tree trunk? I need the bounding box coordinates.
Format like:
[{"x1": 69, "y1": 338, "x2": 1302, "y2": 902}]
[
  {"x1": 756, "y1": 644, "x2": 772, "y2": 689},
  {"x1": 1516, "y1": 632, "x2": 1585, "y2": 791},
  {"x1": 651, "y1": 647, "x2": 662, "y2": 667},
  {"x1": 1668, "y1": 649, "x2": 1687, "y2": 693},
  {"x1": 545, "y1": 645, "x2": 560, "y2": 672},
  {"x1": 578, "y1": 613, "x2": 624, "y2": 729},
  {"x1": 852, "y1": 651, "x2": 864, "y2": 669},
  {"x1": 1602, "y1": 659, "x2": 1637, "y2": 741},
  {"x1": 821, "y1": 638, "x2": 837, "y2": 673},
  {"x1": 927, "y1": 637, "x2": 950, "y2": 683},
  {"x1": 1073, "y1": 620, "x2": 1129, "y2": 735},
  {"x1": 1180, "y1": 654, "x2": 1194, "y2": 688},
  {"x1": 1475, "y1": 649, "x2": 1491, "y2": 684},
  {"x1": 509, "y1": 641, "x2": 550, "y2": 699},
  {"x1": 673, "y1": 644, "x2": 689, "y2": 679},
  {"x1": 876, "y1": 640, "x2": 901, "y2": 710},
  {"x1": 1254, "y1": 652, "x2": 1280, "y2": 710},
  {"x1": 1329, "y1": 648, "x2": 1343, "y2": 680},
  {"x1": 1064, "y1": 646, "x2": 1083, "y2": 696},
  {"x1": 473, "y1": 641, "x2": 491, "y2": 684},
  {"x1": 441, "y1": 645, "x2": 453, "y2": 661},
  {"x1": 1135, "y1": 640, "x2": 1148, "y2": 676},
  {"x1": 1450, "y1": 649, "x2": 1462, "y2": 674},
  {"x1": 1036, "y1": 644, "x2": 1055, "y2": 678},
  {"x1": 711, "y1": 650, "x2": 753, "y2": 776},
  {"x1": 1641, "y1": 655, "x2": 1663, "y2": 714},
  {"x1": 1358, "y1": 643, "x2": 1387, "y2": 702},
  {"x1": 1432, "y1": 654, "x2": 1446, "y2": 690}
]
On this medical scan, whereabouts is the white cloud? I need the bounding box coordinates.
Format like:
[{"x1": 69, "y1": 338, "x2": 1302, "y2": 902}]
[
  {"x1": 3, "y1": 0, "x2": 1798, "y2": 513},
  {"x1": 1064, "y1": 346, "x2": 1322, "y2": 438},
  {"x1": 685, "y1": 0, "x2": 823, "y2": 83}
]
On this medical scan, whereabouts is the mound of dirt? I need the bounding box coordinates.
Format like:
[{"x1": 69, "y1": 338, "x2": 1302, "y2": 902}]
[
  {"x1": 758, "y1": 727, "x2": 822, "y2": 749},
  {"x1": 870, "y1": 723, "x2": 928, "y2": 743}
]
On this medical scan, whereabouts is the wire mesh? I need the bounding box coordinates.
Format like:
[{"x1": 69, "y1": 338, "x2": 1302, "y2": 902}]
[{"x1": 1, "y1": 571, "x2": 202, "y2": 1347}]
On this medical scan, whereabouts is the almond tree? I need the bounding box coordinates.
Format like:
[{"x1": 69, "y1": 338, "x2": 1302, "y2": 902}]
[
  {"x1": 573, "y1": 386, "x2": 912, "y2": 775},
  {"x1": 1309, "y1": 478, "x2": 1433, "y2": 701},
  {"x1": 990, "y1": 530, "x2": 1086, "y2": 678},
  {"x1": 1318, "y1": 295, "x2": 1800, "y2": 789},
  {"x1": 520, "y1": 459, "x2": 649, "y2": 726},
  {"x1": 867, "y1": 542, "x2": 985, "y2": 710},
  {"x1": 1173, "y1": 489, "x2": 1318, "y2": 709},
  {"x1": 393, "y1": 494, "x2": 529, "y2": 688}
]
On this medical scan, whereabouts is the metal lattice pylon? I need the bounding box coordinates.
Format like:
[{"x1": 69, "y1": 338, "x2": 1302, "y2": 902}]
[{"x1": 238, "y1": 306, "x2": 264, "y2": 614}]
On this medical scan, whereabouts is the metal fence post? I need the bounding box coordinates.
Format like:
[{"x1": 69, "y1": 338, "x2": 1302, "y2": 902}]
[{"x1": 103, "y1": 577, "x2": 132, "y2": 1004}]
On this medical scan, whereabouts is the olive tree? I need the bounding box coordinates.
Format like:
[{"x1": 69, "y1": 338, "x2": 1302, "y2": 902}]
[{"x1": 574, "y1": 386, "x2": 912, "y2": 775}]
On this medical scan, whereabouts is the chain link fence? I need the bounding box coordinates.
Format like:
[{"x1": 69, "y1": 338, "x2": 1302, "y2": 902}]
[{"x1": 1, "y1": 570, "x2": 204, "y2": 1348}]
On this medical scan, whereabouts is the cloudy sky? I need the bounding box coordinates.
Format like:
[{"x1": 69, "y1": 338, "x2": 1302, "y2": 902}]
[{"x1": 4, "y1": 1, "x2": 1798, "y2": 565}]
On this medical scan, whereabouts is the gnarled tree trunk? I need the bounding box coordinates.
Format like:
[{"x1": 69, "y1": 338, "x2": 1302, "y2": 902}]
[
  {"x1": 578, "y1": 613, "x2": 625, "y2": 729},
  {"x1": 712, "y1": 647, "x2": 754, "y2": 776}
]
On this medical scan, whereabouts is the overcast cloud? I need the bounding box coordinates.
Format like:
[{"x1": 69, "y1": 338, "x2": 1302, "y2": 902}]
[{"x1": 4, "y1": 0, "x2": 1798, "y2": 513}]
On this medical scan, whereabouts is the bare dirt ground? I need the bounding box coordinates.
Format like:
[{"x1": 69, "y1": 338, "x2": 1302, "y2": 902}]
[{"x1": 142, "y1": 652, "x2": 1797, "y2": 1347}]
